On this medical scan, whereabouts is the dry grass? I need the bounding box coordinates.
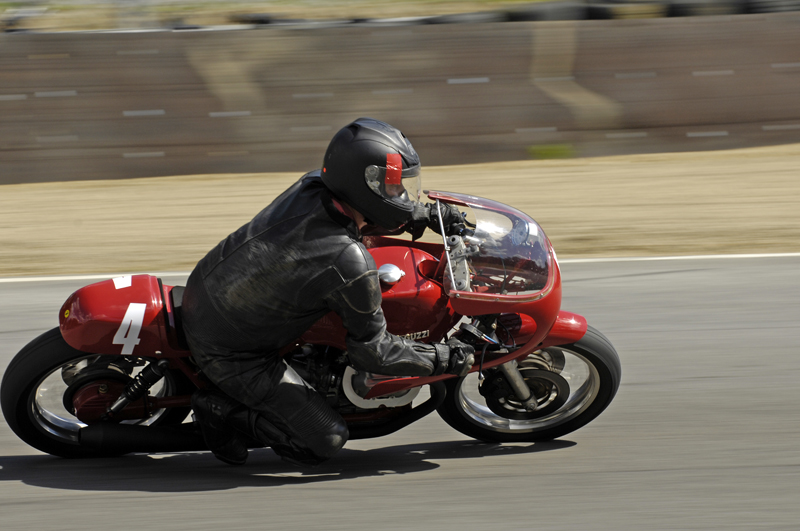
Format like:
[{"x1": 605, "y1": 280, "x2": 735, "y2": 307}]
[{"x1": 2, "y1": 143, "x2": 800, "y2": 277}]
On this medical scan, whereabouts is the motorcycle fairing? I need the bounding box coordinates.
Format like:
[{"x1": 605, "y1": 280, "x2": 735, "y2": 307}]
[
  {"x1": 59, "y1": 274, "x2": 186, "y2": 357},
  {"x1": 362, "y1": 192, "x2": 587, "y2": 399},
  {"x1": 362, "y1": 276, "x2": 564, "y2": 399},
  {"x1": 538, "y1": 311, "x2": 587, "y2": 349}
]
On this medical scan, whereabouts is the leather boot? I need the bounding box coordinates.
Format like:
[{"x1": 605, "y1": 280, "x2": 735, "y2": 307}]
[{"x1": 191, "y1": 390, "x2": 249, "y2": 466}]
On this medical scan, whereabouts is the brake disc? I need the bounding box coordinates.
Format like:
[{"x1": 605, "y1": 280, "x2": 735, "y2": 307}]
[{"x1": 482, "y1": 369, "x2": 570, "y2": 420}]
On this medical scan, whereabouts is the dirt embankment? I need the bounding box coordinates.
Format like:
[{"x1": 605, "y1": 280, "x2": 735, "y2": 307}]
[{"x1": 2, "y1": 143, "x2": 799, "y2": 277}]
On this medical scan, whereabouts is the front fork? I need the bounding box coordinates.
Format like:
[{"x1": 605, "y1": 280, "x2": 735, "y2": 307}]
[
  {"x1": 498, "y1": 359, "x2": 538, "y2": 411},
  {"x1": 459, "y1": 316, "x2": 539, "y2": 411}
]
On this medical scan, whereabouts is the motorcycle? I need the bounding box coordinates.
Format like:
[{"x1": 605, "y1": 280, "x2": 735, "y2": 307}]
[{"x1": 1, "y1": 191, "x2": 621, "y2": 458}]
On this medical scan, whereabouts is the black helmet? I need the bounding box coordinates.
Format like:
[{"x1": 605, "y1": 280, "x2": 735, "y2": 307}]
[{"x1": 321, "y1": 117, "x2": 422, "y2": 230}]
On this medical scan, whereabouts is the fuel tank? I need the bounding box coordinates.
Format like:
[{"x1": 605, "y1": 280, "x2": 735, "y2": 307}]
[{"x1": 300, "y1": 245, "x2": 459, "y2": 348}]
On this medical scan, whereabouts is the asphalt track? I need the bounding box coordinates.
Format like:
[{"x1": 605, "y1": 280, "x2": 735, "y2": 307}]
[{"x1": 0, "y1": 255, "x2": 799, "y2": 530}]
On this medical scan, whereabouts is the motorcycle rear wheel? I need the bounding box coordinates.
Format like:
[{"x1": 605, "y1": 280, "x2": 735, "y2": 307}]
[
  {"x1": 437, "y1": 325, "x2": 621, "y2": 442},
  {"x1": 1, "y1": 327, "x2": 193, "y2": 458}
]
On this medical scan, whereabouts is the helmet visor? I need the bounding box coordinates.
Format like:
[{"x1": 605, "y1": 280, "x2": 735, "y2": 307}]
[{"x1": 364, "y1": 160, "x2": 422, "y2": 209}]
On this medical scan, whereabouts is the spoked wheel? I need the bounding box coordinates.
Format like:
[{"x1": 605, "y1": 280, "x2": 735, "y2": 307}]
[
  {"x1": 437, "y1": 326, "x2": 621, "y2": 442},
  {"x1": 1, "y1": 328, "x2": 193, "y2": 457}
]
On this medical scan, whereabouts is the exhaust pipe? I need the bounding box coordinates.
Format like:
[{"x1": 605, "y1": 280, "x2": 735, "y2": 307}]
[
  {"x1": 80, "y1": 424, "x2": 207, "y2": 453},
  {"x1": 81, "y1": 381, "x2": 447, "y2": 451}
]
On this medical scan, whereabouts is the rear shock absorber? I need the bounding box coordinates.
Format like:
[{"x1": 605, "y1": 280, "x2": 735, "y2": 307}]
[{"x1": 105, "y1": 359, "x2": 170, "y2": 419}]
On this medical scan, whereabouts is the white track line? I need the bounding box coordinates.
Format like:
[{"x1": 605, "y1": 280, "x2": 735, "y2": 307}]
[
  {"x1": 0, "y1": 272, "x2": 191, "y2": 284},
  {"x1": 763, "y1": 124, "x2": 800, "y2": 131},
  {"x1": 2, "y1": 253, "x2": 800, "y2": 284},
  {"x1": 560, "y1": 252, "x2": 800, "y2": 264}
]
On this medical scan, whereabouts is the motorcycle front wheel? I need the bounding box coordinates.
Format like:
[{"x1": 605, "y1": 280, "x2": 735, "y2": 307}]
[
  {"x1": 437, "y1": 325, "x2": 621, "y2": 442},
  {"x1": 1, "y1": 327, "x2": 193, "y2": 458}
]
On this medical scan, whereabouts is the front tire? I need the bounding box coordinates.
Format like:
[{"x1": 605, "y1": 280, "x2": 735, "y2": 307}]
[
  {"x1": 1, "y1": 328, "x2": 192, "y2": 457},
  {"x1": 437, "y1": 325, "x2": 621, "y2": 442}
]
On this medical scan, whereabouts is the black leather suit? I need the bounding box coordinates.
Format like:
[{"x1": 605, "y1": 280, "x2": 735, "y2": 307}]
[{"x1": 182, "y1": 171, "x2": 444, "y2": 464}]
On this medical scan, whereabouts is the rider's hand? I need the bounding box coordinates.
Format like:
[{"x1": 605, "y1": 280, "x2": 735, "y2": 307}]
[
  {"x1": 430, "y1": 203, "x2": 466, "y2": 236},
  {"x1": 406, "y1": 203, "x2": 467, "y2": 240},
  {"x1": 444, "y1": 338, "x2": 475, "y2": 377}
]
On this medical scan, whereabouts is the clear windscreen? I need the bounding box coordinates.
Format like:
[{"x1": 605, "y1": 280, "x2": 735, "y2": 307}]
[{"x1": 432, "y1": 192, "x2": 551, "y2": 299}]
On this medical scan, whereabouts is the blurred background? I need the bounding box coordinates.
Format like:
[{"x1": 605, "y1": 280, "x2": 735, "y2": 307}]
[
  {"x1": 3, "y1": 0, "x2": 800, "y2": 275},
  {"x1": 2, "y1": 0, "x2": 800, "y2": 184}
]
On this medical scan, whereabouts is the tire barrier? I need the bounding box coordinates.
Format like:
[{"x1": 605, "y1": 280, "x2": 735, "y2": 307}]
[
  {"x1": 226, "y1": 0, "x2": 797, "y2": 24},
  {"x1": 1, "y1": 12, "x2": 799, "y2": 184}
]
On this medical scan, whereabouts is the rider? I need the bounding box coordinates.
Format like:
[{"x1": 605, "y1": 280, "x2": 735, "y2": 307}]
[{"x1": 183, "y1": 117, "x2": 475, "y2": 466}]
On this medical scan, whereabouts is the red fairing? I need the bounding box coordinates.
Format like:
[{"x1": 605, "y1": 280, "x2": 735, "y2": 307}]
[
  {"x1": 539, "y1": 311, "x2": 588, "y2": 349},
  {"x1": 59, "y1": 274, "x2": 183, "y2": 357},
  {"x1": 497, "y1": 312, "x2": 538, "y2": 344},
  {"x1": 495, "y1": 310, "x2": 585, "y2": 350},
  {"x1": 364, "y1": 246, "x2": 565, "y2": 399}
]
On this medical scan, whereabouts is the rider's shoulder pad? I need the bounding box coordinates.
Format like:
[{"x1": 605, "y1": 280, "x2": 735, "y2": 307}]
[{"x1": 333, "y1": 242, "x2": 376, "y2": 281}]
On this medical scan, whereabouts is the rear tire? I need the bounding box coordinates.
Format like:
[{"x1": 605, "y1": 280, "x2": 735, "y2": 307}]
[
  {"x1": 437, "y1": 325, "x2": 621, "y2": 442},
  {"x1": 1, "y1": 328, "x2": 192, "y2": 457}
]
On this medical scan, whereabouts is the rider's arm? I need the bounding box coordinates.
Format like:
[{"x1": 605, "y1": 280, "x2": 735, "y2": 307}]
[{"x1": 321, "y1": 242, "x2": 472, "y2": 376}]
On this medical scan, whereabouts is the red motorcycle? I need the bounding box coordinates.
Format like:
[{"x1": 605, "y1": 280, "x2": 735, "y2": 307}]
[{"x1": 1, "y1": 191, "x2": 621, "y2": 458}]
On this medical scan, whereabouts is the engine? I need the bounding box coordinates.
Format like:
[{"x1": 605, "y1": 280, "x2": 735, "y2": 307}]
[{"x1": 285, "y1": 344, "x2": 420, "y2": 415}]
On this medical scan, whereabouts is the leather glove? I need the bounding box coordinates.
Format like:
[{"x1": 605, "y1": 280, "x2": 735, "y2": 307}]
[
  {"x1": 429, "y1": 203, "x2": 466, "y2": 236},
  {"x1": 432, "y1": 338, "x2": 475, "y2": 377},
  {"x1": 405, "y1": 203, "x2": 467, "y2": 241}
]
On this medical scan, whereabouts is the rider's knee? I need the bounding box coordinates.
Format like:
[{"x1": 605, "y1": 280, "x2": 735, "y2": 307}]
[{"x1": 289, "y1": 392, "x2": 349, "y2": 462}]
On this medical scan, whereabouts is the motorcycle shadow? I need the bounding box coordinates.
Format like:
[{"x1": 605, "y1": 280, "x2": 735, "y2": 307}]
[{"x1": 0, "y1": 439, "x2": 575, "y2": 493}]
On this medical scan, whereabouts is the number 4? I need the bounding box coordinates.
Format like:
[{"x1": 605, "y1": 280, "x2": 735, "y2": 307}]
[{"x1": 113, "y1": 303, "x2": 147, "y2": 354}]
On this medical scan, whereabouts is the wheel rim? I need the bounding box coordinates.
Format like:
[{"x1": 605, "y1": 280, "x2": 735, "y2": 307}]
[
  {"x1": 29, "y1": 355, "x2": 178, "y2": 444},
  {"x1": 456, "y1": 347, "x2": 601, "y2": 434}
]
